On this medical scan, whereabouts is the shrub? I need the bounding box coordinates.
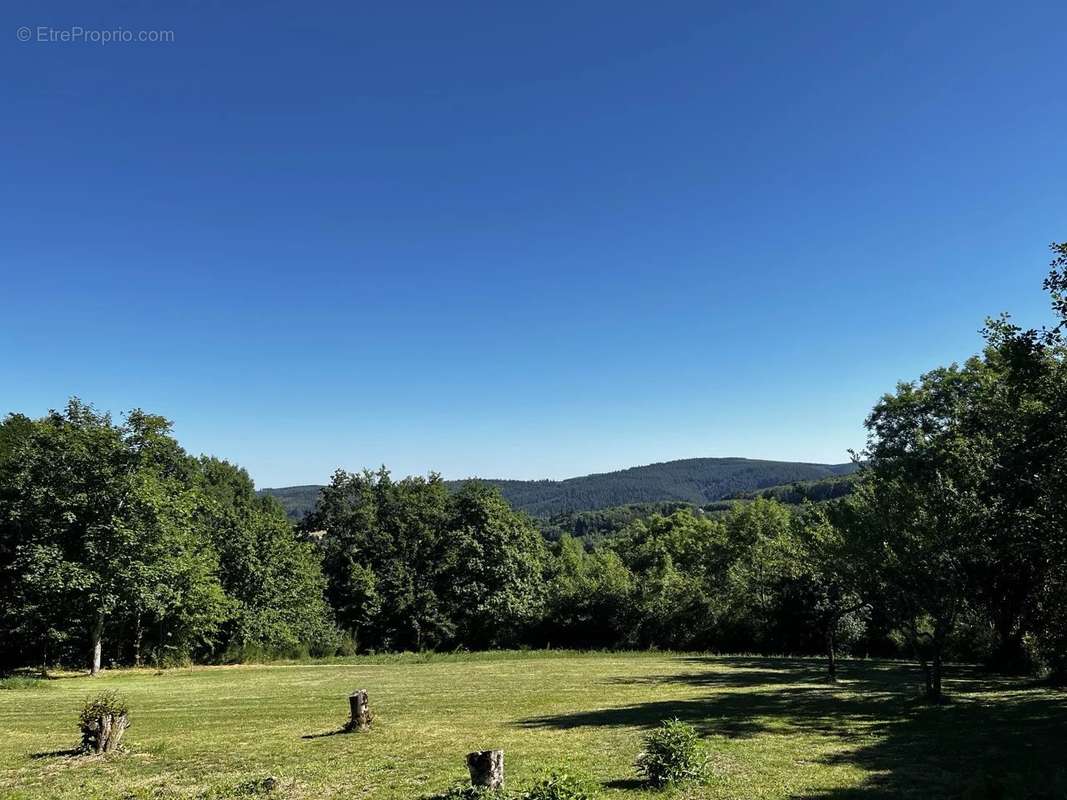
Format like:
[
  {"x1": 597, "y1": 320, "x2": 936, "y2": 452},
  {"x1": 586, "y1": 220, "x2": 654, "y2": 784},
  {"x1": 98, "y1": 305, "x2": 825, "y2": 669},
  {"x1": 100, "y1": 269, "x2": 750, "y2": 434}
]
[
  {"x1": 425, "y1": 767, "x2": 596, "y2": 800},
  {"x1": 636, "y1": 719, "x2": 707, "y2": 788},
  {"x1": 0, "y1": 675, "x2": 46, "y2": 690},
  {"x1": 521, "y1": 771, "x2": 597, "y2": 800},
  {"x1": 424, "y1": 787, "x2": 507, "y2": 800},
  {"x1": 228, "y1": 776, "x2": 279, "y2": 797},
  {"x1": 78, "y1": 691, "x2": 130, "y2": 753}
]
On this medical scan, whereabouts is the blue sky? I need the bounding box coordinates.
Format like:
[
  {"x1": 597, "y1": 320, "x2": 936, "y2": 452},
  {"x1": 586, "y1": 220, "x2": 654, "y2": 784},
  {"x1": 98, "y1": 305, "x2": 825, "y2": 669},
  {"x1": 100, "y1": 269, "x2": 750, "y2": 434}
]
[{"x1": 2, "y1": 1, "x2": 1064, "y2": 487}]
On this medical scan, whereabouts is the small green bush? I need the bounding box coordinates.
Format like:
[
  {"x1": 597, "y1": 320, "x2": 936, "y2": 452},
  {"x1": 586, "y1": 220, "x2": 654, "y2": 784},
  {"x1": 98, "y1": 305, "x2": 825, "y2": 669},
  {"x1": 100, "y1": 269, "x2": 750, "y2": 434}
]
[
  {"x1": 228, "y1": 776, "x2": 279, "y2": 797},
  {"x1": 521, "y1": 771, "x2": 597, "y2": 800},
  {"x1": 636, "y1": 719, "x2": 707, "y2": 788},
  {"x1": 79, "y1": 691, "x2": 128, "y2": 727}
]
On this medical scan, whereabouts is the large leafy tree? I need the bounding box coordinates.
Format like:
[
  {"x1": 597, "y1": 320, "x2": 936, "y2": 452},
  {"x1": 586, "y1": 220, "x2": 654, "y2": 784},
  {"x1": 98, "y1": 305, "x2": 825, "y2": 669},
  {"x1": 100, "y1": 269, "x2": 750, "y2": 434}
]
[
  {"x1": 444, "y1": 483, "x2": 548, "y2": 648},
  {"x1": 980, "y1": 242, "x2": 1067, "y2": 680},
  {"x1": 0, "y1": 400, "x2": 226, "y2": 673},
  {"x1": 856, "y1": 364, "x2": 992, "y2": 700},
  {"x1": 310, "y1": 468, "x2": 454, "y2": 651},
  {"x1": 854, "y1": 242, "x2": 1067, "y2": 695}
]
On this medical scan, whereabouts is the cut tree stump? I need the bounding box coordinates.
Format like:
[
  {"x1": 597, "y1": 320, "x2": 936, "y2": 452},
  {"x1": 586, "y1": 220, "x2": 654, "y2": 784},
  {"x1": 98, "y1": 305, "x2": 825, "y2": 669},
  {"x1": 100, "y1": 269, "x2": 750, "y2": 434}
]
[
  {"x1": 82, "y1": 713, "x2": 129, "y2": 754},
  {"x1": 345, "y1": 689, "x2": 372, "y2": 731},
  {"x1": 467, "y1": 749, "x2": 504, "y2": 790}
]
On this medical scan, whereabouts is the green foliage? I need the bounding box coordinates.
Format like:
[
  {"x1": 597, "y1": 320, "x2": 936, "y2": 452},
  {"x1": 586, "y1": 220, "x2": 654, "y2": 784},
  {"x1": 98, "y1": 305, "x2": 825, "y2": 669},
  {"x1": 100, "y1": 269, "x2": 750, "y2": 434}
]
[
  {"x1": 851, "y1": 363, "x2": 1004, "y2": 699},
  {"x1": 311, "y1": 470, "x2": 546, "y2": 652},
  {"x1": 614, "y1": 509, "x2": 728, "y2": 649},
  {"x1": 537, "y1": 502, "x2": 696, "y2": 543},
  {"x1": 844, "y1": 241, "x2": 1067, "y2": 693},
  {"x1": 539, "y1": 498, "x2": 868, "y2": 658},
  {"x1": 788, "y1": 503, "x2": 869, "y2": 676},
  {"x1": 520, "y1": 771, "x2": 598, "y2": 800},
  {"x1": 635, "y1": 719, "x2": 707, "y2": 788},
  {"x1": 0, "y1": 400, "x2": 227, "y2": 672},
  {"x1": 541, "y1": 535, "x2": 633, "y2": 647},
  {"x1": 310, "y1": 468, "x2": 453, "y2": 651},
  {"x1": 79, "y1": 690, "x2": 129, "y2": 726},
  {"x1": 198, "y1": 458, "x2": 338, "y2": 659},
  {"x1": 730, "y1": 473, "x2": 858, "y2": 505},
  {"x1": 447, "y1": 483, "x2": 548, "y2": 647},
  {"x1": 0, "y1": 401, "x2": 339, "y2": 672}
]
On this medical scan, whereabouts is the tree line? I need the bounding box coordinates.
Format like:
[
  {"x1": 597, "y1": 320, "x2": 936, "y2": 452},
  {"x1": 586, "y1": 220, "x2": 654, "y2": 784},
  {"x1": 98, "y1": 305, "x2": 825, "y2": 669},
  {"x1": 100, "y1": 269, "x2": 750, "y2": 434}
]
[
  {"x1": 0, "y1": 406, "x2": 336, "y2": 673},
  {"x1": 2, "y1": 243, "x2": 1065, "y2": 700}
]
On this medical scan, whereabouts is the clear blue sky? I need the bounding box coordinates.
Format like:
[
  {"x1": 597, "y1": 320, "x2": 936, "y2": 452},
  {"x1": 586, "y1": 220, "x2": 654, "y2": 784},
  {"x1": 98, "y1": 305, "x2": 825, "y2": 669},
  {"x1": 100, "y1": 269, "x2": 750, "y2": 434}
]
[{"x1": 2, "y1": 1, "x2": 1064, "y2": 487}]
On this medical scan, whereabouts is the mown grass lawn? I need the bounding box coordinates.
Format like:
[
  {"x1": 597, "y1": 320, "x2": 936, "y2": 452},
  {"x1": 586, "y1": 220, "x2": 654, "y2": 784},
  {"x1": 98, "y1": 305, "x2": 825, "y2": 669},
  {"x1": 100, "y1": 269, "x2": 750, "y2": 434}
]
[{"x1": 1, "y1": 652, "x2": 1064, "y2": 800}]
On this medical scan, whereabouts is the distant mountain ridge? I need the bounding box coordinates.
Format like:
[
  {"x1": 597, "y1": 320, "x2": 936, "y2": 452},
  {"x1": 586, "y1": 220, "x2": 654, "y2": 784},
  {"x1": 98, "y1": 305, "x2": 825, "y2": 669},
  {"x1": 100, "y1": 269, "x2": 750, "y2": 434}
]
[{"x1": 259, "y1": 457, "x2": 858, "y2": 521}]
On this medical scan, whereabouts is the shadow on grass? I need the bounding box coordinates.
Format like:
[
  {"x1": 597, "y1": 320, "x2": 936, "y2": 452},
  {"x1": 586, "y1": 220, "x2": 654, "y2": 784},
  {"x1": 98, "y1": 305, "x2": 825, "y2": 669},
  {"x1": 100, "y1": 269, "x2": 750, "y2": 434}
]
[
  {"x1": 521, "y1": 658, "x2": 1067, "y2": 798},
  {"x1": 301, "y1": 727, "x2": 350, "y2": 740},
  {"x1": 29, "y1": 748, "x2": 81, "y2": 759},
  {"x1": 602, "y1": 778, "x2": 644, "y2": 790},
  {"x1": 1, "y1": 667, "x2": 58, "y2": 679}
]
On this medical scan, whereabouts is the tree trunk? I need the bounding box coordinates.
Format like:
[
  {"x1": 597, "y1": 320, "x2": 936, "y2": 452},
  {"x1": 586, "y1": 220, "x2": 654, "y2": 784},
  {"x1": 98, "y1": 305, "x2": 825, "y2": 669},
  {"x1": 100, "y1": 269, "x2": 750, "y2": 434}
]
[
  {"x1": 826, "y1": 626, "x2": 838, "y2": 682},
  {"x1": 467, "y1": 750, "x2": 504, "y2": 790},
  {"x1": 81, "y1": 712, "x2": 129, "y2": 754},
  {"x1": 89, "y1": 610, "x2": 104, "y2": 676},
  {"x1": 133, "y1": 611, "x2": 143, "y2": 668},
  {"x1": 919, "y1": 654, "x2": 932, "y2": 696},
  {"x1": 346, "y1": 689, "x2": 372, "y2": 731},
  {"x1": 930, "y1": 646, "x2": 943, "y2": 702}
]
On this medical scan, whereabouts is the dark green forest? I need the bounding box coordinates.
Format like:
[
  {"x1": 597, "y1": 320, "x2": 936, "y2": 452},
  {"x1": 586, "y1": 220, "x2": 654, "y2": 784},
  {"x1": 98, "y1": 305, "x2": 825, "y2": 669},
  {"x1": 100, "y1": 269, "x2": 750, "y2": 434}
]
[
  {"x1": 728, "y1": 473, "x2": 859, "y2": 505},
  {"x1": 261, "y1": 458, "x2": 858, "y2": 522},
  {"x1": 2, "y1": 243, "x2": 1067, "y2": 700}
]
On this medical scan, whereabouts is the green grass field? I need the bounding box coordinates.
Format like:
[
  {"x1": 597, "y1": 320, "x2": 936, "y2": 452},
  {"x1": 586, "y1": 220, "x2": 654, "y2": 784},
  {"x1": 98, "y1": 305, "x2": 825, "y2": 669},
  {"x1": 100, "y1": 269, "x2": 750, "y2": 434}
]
[{"x1": 1, "y1": 652, "x2": 1064, "y2": 800}]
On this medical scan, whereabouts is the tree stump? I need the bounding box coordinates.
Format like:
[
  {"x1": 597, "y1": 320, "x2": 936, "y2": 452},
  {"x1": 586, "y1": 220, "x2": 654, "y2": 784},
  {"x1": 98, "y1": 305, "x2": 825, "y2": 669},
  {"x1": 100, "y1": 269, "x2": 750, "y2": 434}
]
[
  {"x1": 345, "y1": 689, "x2": 372, "y2": 731},
  {"x1": 81, "y1": 712, "x2": 129, "y2": 754},
  {"x1": 467, "y1": 749, "x2": 504, "y2": 790}
]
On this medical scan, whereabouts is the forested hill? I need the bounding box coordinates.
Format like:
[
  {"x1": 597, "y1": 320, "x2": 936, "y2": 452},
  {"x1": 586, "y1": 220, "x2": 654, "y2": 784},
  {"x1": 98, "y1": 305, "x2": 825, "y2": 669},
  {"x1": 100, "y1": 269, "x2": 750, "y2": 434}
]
[
  {"x1": 260, "y1": 457, "x2": 857, "y2": 520},
  {"x1": 256, "y1": 485, "x2": 324, "y2": 522}
]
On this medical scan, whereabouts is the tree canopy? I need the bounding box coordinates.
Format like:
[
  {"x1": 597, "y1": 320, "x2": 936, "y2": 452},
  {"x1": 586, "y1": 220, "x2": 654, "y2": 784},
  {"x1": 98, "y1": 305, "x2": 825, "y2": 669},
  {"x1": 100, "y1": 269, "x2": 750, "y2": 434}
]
[{"x1": 0, "y1": 402, "x2": 336, "y2": 671}]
